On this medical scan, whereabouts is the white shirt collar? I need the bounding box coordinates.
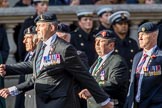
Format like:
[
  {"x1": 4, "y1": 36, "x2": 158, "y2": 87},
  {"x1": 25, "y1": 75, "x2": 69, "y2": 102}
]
[
  {"x1": 143, "y1": 45, "x2": 157, "y2": 56},
  {"x1": 43, "y1": 34, "x2": 57, "y2": 46},
  {"x1": 100, "y1": 49, "x2": 114, "y2": 60}
]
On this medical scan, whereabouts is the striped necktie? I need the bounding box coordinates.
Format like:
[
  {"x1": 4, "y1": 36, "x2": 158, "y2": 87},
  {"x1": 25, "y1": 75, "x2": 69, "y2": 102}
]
[
  {"x1": 135, "y1": 54, "x2": 148, "y2": 88},
  {"x1": 136, "y1": 54, "x2": 148, "y2": 74},
  {"x1": 93, "y1": 57, "x2": 103, "y2": 73},
  {"x1": 36, "y1": 43, "x2": 46, "y2": 73}
]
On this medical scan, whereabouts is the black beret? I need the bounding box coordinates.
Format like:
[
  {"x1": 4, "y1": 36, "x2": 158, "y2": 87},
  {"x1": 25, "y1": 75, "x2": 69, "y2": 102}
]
[
  {"x1": 95, "y1": 30, "x2": 116, "y2": 40},
  {"x1": 24, "y1": 26, "x2": 36, "y2": 35},
  {"x1": 34, "y1": 12, "x2": 57, "y2": 23},
  {"x1": 138, "y1": 22, "x2": 158, "y2": 33},
  {"x1": 57, "y1": 23, "x2": 70, "y2": 33}
]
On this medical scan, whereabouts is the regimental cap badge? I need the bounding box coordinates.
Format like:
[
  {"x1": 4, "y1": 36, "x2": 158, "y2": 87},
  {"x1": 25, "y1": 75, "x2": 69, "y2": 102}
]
[
  {"x1": 27, "y1": 28, "x2": 31, "y2": 34},
  {"x1": 101, "y1": 31, "x2": 107, "y2": 37},
  {"x1": 40, "y1": 14, "x2": 44, "y2": 21},
  {"x1": 142, "y1": 27, "x2": 145, "y2": 32}
]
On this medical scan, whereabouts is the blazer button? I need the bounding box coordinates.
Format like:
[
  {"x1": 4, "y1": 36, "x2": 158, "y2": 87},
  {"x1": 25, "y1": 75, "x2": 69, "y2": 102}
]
[
  {"x1": 80, "y1": 43, "x2": 84, "y2": 46},
  {"x1": 29, "y1": 95, "x2": 32, "y2": 98},
  {"x1": 130, "y1": 49, "x2": 134, "y2": 53},
  {"x1": 79, "y1": 34, "x2": 82, "y2": 38},
  {"x1": 115, "y1": 49, "x2": 118, "y2": 53}
]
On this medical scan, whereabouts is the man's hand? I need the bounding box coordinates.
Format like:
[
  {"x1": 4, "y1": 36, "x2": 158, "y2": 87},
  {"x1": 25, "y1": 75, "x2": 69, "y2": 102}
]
[
  {"x1": 78, "y1": 89, "x2": 92, "y2": 100},
  {"x1": 0, "y1": 88, "x2": 10, "y2": 98},
  {"x1": 0, "y1": 64, "x2": 6, "y2": 77},
  {"x1": 102, "y1": 101, "x2": 114, "y2": 108}
]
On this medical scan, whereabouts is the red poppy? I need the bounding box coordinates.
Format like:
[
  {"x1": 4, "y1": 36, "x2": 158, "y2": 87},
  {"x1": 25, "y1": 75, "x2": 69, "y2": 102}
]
[
  {"x1": 101, "y1": 31, "x2": 107, "y2": 37},
  {"x1": 151, "y1": 55, "x2": 156, "y2": 59}
]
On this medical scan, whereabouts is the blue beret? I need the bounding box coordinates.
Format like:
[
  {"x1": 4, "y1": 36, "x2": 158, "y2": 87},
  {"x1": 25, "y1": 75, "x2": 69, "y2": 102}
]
[
  {"x1": 24, "y1": 26, "x2": 36, "y2": 35},
  {"x1": 138, "y1": 22, "x2": 158, "y2": 33},
  {"x1": 57, "y1": 23, "x2": 70, "y2": 33},
  {"x1": 108, "y1": 11, "x2": 130, "y2": 24},
  {"x1": 34, "y1": 12, "x2": 57, "y2": 23},
  {"x1": 95, "y1": 30, "x2": 116, "y2": 40}
]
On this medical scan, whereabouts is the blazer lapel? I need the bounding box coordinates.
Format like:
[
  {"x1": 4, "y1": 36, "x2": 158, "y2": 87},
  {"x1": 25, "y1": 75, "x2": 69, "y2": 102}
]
[
  {"x1": 89, "y1": 60, "x2": 98, "y2": 74},
  {"x1": 24, "y1": 53, "x2": 30, "y2": 62},
  {"x1": 92, "y1": 52, "x2": 114, "y2": 77}
]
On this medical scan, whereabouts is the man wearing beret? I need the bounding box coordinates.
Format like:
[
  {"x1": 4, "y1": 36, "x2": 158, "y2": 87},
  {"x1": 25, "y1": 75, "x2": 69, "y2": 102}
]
[
  {"x1": 124, "y1": 22, "x2": 162, "y2": 108},
  {"x1": 79, "y1": 30, "x2": 129, "y2": 108},
  {"x1": 0, "y1": 12, "x2": 114, "y2": 108},
  {"x1": 70, "y1": 10, "x2": 97, "y2": 66},
  {"x1": 108, "y1": 11, "x2": 139, "y2": 72},
  {"x1": 94, "y1": 7, "x2": 113, "y2": 34},
  {"x1": 0, "y1": 26, "x2": 39, "y2": 108},
  {"x1": 18, "y1": 0, "x2": 49, "y2": 61}
]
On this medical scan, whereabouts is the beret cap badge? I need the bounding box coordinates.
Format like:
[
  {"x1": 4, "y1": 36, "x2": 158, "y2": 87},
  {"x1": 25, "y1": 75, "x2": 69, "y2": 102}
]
[
  {"x1": 40, "y1": 14, "x2": 44, "y2": 21},
  {"x1": 142, "y1": 27, "x2": 145, "y2": 32},
  {"x1": 27, "y1": 28, "x2": 30, "y2": 34},
  {"x1": 101, "y1": 31, "x2": 107, "y2": 37}
]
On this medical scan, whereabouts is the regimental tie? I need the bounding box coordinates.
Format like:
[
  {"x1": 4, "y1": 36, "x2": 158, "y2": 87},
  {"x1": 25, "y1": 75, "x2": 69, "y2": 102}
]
[
  {"x1": 93, "y1": 57, "x2": 103, "y2": 75},
  {"x1": 136, "y1": 54, "x2": 148, "y2": 85},
  {"x1": 36, "y1": 43, "x2": 46, "y2": 73},
  {"x1": 136, "y1": 54, "x2": 148, "y2": 74}
]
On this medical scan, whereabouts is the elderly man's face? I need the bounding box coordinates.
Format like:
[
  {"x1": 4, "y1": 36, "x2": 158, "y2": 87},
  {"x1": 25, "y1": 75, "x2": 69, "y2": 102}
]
[
  {"x1": 23, "y1": 34, "x2": 35, "y2": 52},
  {"x1": 138, "y1": 31, "x2": 157, "y2": 50},
  {"x1": 95, "y1": 37, "x2": 114, "y2": 57},
  {"x1": 36, "y1": 22, "x2": 52, "y2": 41}
]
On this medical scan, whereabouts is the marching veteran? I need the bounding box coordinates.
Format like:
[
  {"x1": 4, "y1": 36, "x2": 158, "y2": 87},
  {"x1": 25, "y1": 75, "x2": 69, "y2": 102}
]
[
  {"x1": 124, "y1": 22, "x2": 162, "y2": 108},
  {"x1": 0, "y1": 12, "x2": 114, "y2": 108},
  {"x1": 79, "y1": 30, "x2": 129, "y2": 108}
]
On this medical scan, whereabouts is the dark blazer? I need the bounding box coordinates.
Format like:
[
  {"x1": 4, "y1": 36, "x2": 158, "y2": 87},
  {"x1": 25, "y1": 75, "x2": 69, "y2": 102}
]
[
  {"x1": 89, "y1": 52, "x2": 129, "y2": 108},
  {"x1": 6, "y1": 36, "x2": 109, "y2": 108},
  {"x1": 124, "y1": 47, "x2": 162, "y2": 108}
]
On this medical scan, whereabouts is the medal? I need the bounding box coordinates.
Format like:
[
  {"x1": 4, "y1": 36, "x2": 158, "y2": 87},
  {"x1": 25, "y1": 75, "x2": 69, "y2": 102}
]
[{"x1": 100, "y1": 70, "x2": 105, "y2": 81}]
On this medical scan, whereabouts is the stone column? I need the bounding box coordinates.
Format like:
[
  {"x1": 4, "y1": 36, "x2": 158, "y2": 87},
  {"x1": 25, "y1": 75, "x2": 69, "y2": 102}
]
[{"x1": 5, "y1": 24, "x2": 17, "y2": 64}]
